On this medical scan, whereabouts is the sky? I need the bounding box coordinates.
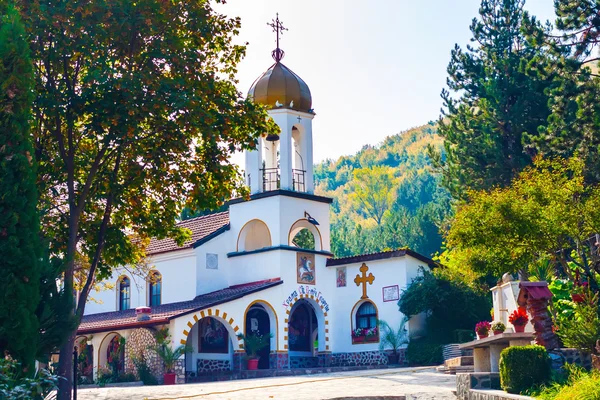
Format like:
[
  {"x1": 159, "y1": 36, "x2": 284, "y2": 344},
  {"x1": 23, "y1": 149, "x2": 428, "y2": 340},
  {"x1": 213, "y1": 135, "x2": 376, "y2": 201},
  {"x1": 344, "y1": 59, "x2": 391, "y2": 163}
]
[{"x1": 216, "y1": 0, "x2": 557, "y2": 164}]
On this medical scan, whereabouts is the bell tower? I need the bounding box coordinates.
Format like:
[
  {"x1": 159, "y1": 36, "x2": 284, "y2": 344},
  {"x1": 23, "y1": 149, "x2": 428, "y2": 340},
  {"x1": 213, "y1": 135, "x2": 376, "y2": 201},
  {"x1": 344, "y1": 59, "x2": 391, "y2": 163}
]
[{"x1": 245, "y1": 14, "x2": 315, "y2": 194}]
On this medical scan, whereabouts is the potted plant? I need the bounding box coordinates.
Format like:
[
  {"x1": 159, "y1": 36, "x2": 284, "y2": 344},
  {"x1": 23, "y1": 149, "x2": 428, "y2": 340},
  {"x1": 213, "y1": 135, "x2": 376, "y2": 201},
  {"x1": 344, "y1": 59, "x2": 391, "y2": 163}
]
[
  {"x1": 378, "y1": 318, "x2": 408, "y2": 365},
  {"x1": 150, "y1": 342, "x2": 188, "y2": 384},
  {"x1": 491, "y1": 321, "x2": 506, "y2": 335},
  {"x1": 508, "y1": 307, "x2": 529, "y2": 333},
  {"x1": 475, "y1": 321, "x2": 491, "y2": 339},
  {"x1": 237, "y1": 331, "x2": 273, "y2": 370}
]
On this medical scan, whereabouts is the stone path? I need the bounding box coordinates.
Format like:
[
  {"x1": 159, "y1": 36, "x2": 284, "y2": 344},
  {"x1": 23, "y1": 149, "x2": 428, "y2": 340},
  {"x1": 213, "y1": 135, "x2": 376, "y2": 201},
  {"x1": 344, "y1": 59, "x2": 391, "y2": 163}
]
[{"x1": 77, "y1": 367, "x2": 457, "y2": 400}]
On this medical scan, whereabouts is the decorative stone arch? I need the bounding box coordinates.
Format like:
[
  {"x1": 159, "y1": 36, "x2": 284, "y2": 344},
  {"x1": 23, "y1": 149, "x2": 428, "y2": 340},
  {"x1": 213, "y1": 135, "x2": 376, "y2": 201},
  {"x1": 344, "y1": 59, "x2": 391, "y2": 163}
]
[
  {"x1": 351, "y1": 299, "x2": 380, "y2": 344},
  {"x1": 236, "y1": 219, "x2": 272, "y2": 252},
  {"x1": 243, "y1": 300, "x2": 279, "y2": 351},
  {"x1": 284, "y1": 294, "x2": 330, "y2": 352},
  {"x1": 97, "y1": 331, "x2": 124, "y2": 369},
  {"x1": 179, "y1": 307, "x2": 243, "y2": 351},
  {"x1": 288, "y1": 219, "x2": 323, "y2": 251}
]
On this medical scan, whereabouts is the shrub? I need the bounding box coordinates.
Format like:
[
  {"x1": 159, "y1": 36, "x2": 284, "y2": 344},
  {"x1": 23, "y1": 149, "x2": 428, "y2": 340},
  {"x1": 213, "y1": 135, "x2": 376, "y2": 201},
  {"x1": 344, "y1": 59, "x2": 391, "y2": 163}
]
[
  {"x1": 132, "y1": 354, "x2": 158, "y2": 386},
  {"x1": 454, "y1": 329, "x2": 475, "y2": 343},
  {"x1": 406, "y1": 340, "x2": 443, "y2": 366},
  {"x1": 499, "y1": 345, "x2": 551, "y2": 394},
  {"x1": 0, "y1": 359, "x2": 58, "y2": 400},
  {"x1": 554, "y1": 288, "x2": 600, "y2": 352}
]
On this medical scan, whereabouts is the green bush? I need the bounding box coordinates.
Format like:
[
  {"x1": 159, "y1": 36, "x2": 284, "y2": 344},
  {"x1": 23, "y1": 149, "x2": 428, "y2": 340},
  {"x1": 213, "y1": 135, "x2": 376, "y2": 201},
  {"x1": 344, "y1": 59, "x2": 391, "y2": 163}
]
[
  {"x1": 499, "y1": 345, "x2": 551, "y2": 394},
  {"x1": 406, "y1": 340, "x2": 443, "y2": 366},
  {"x1": 454, "y1": 329, "x2": 475, "y2": 343},
  {"x1": 527, "y1": 364, "x2": 600, "y2": 400},
  {"x1": 0, "y1": 359, "x2": 58, "y2": 400},
  {"x1": 133, "y1": 355, "x2": 158, "y2": 386}
]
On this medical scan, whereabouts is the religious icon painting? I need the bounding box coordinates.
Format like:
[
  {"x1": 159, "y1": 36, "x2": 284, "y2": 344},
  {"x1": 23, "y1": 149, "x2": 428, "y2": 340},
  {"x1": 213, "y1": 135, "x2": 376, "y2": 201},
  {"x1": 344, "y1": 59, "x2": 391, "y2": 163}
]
[
  {"x1": 198, "y1": 317, "x2": 229, "y2": 354},
  {"x1": 336, "y1": 267, "x2": 347, "y2": 287},
  {"x1": 297, "y1": 252, "x2": 316, "y2": 285}
]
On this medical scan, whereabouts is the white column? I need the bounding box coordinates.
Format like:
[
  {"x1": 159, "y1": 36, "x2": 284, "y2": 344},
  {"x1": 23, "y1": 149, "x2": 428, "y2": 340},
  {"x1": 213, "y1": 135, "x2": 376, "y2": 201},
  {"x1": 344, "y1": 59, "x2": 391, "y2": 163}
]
[
  {"x1": 303, "y1": 118, "x2": 314, "y2": 193},
  {"x1": 277, "y1": 115, "x2": 293, "y2": 190},
  {"x1": 244, "y1": 143, "x2": 261, "y2": 194}
]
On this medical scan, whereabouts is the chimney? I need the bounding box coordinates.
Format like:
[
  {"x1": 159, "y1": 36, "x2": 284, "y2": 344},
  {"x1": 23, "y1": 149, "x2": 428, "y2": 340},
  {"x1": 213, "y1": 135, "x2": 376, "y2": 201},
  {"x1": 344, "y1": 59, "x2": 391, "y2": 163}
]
[{"x1": 135, "y1": 306, "x2": 152, "y2": 322}]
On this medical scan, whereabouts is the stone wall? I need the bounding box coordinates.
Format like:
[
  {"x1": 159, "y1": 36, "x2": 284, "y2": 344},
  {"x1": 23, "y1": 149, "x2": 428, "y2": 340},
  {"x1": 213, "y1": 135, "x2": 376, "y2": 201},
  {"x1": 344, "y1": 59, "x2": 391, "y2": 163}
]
[
  {"x1": 270, "y1": 352, "x2": 289, "y2": 369},
  {"x1": 174, "y1": 359, "x2": 185, "y2": 384},
  {"x1": 290, "y1": 356, "x2": 319, "y2": 368},
  {"x1": 329, "y1": 350, "x2": 405, "y2": 367},
  {"x1": 549, "y1": 348, "x2": 592, "y2": 370},
  {"x1": 123, "y1": 327, "x2": 163, "y2": 381},
  {"x1": 196, "y1": 359, "x2": 231, "y2": 375}
]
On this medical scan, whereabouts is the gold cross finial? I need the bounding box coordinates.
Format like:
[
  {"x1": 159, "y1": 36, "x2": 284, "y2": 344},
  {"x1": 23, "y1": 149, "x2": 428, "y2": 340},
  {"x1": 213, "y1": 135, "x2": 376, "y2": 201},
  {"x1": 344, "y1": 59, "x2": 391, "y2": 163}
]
[
  {"x1": 354, "y1": 263, "x2": 375, "y2": 299},
  {"x1": 267, "y1": 13, "x2": 288, "y2": 62}
]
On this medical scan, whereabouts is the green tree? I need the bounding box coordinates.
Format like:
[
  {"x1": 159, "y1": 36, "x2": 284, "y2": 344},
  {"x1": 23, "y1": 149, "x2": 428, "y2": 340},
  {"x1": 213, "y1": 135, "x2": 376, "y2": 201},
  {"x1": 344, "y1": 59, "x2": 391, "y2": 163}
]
[
  {"x1": 431, "y1": 0, "x2": 553, "y2": 199},
  {"x1": 442, "y1": 157, "x2": 600, "y2": 288},
  {"x1": 0, "y1": 2, "x2": 40, "y2": 371},
  {"x1": 398, "y1": 269, "x2": 492, "y2": 343},
  {"x1": 349, "y1": 166, "x2": 398, "y2": 225},
  {"x1": 16, "y1": 1, "x2": 277, "y2": 398},
  {"x1": 522, "y1": 1, "x2": 600, "y2": 185}
]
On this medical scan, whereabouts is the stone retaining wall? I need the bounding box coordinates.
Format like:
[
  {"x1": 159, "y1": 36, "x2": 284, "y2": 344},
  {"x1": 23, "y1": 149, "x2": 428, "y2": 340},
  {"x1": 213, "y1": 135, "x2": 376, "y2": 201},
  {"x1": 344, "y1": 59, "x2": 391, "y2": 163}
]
[
  {"x1": 123, "y1": 328, "x2": 163, "y2": 381},
  {"x1": 548, "y1": 348, "x2": 592, "y2": 370},
  {"x1": 196, "y1": 359, "x2": 231, "y2": 375}
]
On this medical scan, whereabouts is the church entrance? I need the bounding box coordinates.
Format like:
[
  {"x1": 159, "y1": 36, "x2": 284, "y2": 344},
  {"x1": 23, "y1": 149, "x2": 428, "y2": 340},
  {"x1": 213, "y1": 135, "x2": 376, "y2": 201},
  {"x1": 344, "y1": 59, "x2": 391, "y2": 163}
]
[
  {"x1": 245, "y1": 305, "x2": 271, "y2": 369},
  {"x1": 288, "y1": 299, "x2": 319, "y2": 368}
]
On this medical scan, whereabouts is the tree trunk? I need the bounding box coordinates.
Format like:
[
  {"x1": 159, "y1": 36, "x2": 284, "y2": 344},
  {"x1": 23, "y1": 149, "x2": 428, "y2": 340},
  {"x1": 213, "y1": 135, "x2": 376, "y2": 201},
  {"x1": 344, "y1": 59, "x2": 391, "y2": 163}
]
[{"x1": 57, "y1": 333, "x2": 75, "y2": 400}]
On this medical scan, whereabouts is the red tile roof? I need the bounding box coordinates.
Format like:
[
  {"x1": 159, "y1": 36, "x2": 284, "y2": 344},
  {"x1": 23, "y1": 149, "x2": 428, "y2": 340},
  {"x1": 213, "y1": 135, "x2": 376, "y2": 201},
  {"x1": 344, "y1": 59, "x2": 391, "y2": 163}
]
[
  {"x1": 326, "y1": 248, "x2": 436, "y2": 267},
  {"x1": 78, "y1": 278, "x2": 282, "y2": 334},
  {"x1": 146, "y1": 211, "x2": 229, "y2": 255}
]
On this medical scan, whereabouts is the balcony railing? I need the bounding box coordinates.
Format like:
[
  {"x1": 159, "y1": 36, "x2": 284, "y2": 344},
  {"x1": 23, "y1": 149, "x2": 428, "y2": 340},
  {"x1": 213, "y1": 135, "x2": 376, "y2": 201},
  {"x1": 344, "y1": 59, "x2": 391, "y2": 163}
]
[{"x1": 260, "y1": 168, "x2": 306, "y2": 192}]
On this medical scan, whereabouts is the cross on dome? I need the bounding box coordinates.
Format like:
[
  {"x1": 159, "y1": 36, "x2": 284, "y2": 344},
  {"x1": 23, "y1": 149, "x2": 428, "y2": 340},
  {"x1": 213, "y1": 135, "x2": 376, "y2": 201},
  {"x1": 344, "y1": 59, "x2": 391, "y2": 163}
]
[{"x1": 267, "y1": 13, "x2": 288, "y2": 62}]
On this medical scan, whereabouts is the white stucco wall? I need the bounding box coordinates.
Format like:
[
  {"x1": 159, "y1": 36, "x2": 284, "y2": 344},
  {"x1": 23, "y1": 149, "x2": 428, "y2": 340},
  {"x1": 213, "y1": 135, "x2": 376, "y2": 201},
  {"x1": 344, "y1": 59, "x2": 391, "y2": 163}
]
[{"x1": 84, "y1": 249, "x2": 197, "y2": 315}]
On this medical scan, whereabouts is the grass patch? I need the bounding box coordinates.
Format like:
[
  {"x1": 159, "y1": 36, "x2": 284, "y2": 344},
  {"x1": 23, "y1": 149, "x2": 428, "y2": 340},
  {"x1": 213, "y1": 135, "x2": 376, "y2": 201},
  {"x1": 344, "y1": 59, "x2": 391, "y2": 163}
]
[{"x1": 525, "y1": 364, "x2": 600, "y2": 399}]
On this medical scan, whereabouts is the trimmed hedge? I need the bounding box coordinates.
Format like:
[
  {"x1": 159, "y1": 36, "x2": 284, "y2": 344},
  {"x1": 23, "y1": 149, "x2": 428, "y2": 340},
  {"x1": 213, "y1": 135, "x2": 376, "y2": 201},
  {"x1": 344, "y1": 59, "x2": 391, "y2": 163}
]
[
  {"x1": 406, "y1": 340, "x2": 443, "y2": 366},
  {"x1": 499, "y1": 345, "x2": 551, "y2": 394}
]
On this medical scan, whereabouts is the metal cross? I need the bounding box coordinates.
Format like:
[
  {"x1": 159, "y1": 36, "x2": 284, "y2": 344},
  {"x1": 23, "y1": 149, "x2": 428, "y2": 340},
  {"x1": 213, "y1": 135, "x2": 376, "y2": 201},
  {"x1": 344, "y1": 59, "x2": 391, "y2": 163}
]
[
  {"x1": 268, "y1": 13, "x2": 288, "y2": 62},
  {"x1": 354, "y1": 263, "x2": 375, "y2": 300}
]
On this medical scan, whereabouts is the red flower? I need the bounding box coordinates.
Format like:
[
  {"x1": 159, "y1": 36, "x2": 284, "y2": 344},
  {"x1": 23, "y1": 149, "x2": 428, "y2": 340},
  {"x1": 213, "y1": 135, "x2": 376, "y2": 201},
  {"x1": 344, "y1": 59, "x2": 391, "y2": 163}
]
[{"x1": 509, "y1": 307, "x2": 528, "y2": 326}]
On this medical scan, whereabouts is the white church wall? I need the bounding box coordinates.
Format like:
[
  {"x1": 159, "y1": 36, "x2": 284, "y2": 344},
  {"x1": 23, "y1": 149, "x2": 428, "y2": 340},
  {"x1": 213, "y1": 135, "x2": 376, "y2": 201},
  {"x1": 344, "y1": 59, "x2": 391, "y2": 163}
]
[
  {"x1": 328, "y1": 257, "x2": 419, "y2": 354},
  {"x1": 195, "y1": 232, "x2": 233, "y2": 296},
  {"x1": 403, "y1": 256, "x2": 431, "y2": 338},
  {"x1": 83, "y1": 249, "x2": 196, "y2": 315}
]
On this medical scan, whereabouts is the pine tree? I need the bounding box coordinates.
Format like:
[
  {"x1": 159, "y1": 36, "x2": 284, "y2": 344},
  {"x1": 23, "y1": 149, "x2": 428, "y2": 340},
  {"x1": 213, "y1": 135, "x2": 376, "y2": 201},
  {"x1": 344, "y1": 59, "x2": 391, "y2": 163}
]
[
  {"x1": 431, "y1": 0, "x2": 554, "y2": 199},
  {"x1": 0, "y1": 2, "x2": 40, "y2": 370}
]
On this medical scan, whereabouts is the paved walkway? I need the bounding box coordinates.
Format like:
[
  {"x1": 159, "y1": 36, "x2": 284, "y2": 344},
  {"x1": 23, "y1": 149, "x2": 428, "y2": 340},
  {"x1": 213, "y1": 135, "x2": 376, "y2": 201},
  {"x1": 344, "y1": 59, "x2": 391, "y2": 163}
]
[{"x1": 77, "y1": 367, "x2": 457, "y2": 400}]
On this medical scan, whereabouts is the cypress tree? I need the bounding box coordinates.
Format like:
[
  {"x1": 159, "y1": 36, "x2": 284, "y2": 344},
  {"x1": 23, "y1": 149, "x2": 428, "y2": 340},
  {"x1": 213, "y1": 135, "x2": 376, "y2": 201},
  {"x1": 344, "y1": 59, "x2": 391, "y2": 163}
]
[{"x1": 0, "y1": 2, "x2": 40, "y2": 370}]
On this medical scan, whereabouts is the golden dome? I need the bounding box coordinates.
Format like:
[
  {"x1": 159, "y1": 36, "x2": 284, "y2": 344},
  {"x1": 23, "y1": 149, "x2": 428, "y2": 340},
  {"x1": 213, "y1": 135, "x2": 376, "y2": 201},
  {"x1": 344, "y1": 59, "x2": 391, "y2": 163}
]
[{"x1": 248, "y1": 62, "x2": 312, "y2": 113}]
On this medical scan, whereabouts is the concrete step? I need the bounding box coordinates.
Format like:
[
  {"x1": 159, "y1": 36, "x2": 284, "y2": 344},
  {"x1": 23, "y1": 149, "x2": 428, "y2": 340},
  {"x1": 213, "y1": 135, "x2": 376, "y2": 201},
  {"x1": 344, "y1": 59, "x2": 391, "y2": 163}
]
[{"x1": 444, "y1": 356, "x2": 473, "y2": 368}]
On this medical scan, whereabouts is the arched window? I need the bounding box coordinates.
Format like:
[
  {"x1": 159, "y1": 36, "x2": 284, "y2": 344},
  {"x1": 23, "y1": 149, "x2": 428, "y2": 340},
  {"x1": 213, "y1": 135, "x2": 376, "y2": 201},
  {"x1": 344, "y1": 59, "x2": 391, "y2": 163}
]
[
  {"x1": 148, "y1": 271, "x2": 161, "y2": 307},
  {"x1": 118, "y1": 277, "x2": 130, "y2": 311},
  {"x1": 356, "y1": 301, "x2": 377, "y2": 329},
  {"x1": 353, "y1": 301, "x2": 379, "y2": 344}
]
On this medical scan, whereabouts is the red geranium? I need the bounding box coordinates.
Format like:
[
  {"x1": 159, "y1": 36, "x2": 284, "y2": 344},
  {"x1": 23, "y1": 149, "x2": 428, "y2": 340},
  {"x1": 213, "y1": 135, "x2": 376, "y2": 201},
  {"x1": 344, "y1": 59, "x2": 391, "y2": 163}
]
[
  {"x1": 475, "y1": 321, "x2": 491, "y2": 335},
  {"x1": 509, "y1": 307, "x2": 528, "y2": 326}
]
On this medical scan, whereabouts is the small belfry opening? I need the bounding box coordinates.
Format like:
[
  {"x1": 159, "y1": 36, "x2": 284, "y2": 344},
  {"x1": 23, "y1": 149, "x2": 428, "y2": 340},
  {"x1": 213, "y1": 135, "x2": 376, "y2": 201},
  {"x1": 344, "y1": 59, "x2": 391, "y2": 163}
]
[
  {"x1": 237, "y1": 219, "x2": 271, "y2": 252},
  {"x1": 292, "y1": 125, "x2": 306, "y2": 192},
  {"x1": 289, "y1": 219, "x2": 321, "y2": 251}
]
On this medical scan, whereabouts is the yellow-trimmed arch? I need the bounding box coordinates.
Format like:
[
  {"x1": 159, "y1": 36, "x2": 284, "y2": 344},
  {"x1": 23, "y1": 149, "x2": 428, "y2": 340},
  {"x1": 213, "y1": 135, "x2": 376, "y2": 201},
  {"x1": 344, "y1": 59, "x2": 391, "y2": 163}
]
[
  {"x1": 179, "y1": 307, "x2": 243, "y2": 350},
  {"x1": 283, "y1": 294, "x2": 330, "y2": 351},
  {"x1": 243, "y1": 300, "x2": 279, "y2": 350},
  {"x1": 350, "y1": 299, "x2": 380, "y2": 345}
]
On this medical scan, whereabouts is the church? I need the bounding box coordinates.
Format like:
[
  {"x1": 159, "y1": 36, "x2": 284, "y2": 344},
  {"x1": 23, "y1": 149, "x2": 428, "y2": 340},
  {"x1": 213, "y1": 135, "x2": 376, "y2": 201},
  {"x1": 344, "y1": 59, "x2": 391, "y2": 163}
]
[{"x1": 77, "y1": 17, "x2": 434, "y2": 383}]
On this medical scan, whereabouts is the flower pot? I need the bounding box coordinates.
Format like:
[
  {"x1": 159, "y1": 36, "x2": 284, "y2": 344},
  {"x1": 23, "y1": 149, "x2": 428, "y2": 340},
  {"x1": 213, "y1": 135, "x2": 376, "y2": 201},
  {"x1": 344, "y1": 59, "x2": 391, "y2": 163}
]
[
  {"x1": 352, "y1": 335, "x2": 379, "y2": 344},
  {"x1": 493, "y1": 330, "x2": 505, "y2": 335},
  {"x1": 513, "y1": 324, "x2": 525, "y2": 333},
  {"x1": 387, "y1": 353, "x2": 399, "y2": 365},
  {"x1": 247, "y1": 358, "x2": 259, "y2": 370},
  {"x1": 163, "y1": 373, "x2": 177, "y2": 385},
  {"x1": 476, "y1": 332, "x2": 489, "y2": 340}
]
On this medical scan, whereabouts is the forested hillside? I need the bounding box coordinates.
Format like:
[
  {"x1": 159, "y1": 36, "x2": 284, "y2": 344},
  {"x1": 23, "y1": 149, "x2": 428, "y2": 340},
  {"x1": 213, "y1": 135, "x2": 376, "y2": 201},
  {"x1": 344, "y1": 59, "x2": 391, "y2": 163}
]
[{"x1": 314, "y1": 122, "x2": 451, "y2": 258}]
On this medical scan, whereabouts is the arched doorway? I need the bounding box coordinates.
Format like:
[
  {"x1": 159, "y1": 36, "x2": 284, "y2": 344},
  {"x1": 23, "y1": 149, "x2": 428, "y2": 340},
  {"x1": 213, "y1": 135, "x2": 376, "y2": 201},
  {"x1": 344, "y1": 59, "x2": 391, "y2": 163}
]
[
  {"x1": 75, "y1": 336, "x2": 94, "y2": 384},
  {"x1": 98, "y1": 333, "x2": 125, "y2": 377},
  {"x1": 245, "y1": 304, "x2": 271, "y2": 369},
  {"x1": 288, "y1": 299, "x2": 319, "y2": 368}
]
